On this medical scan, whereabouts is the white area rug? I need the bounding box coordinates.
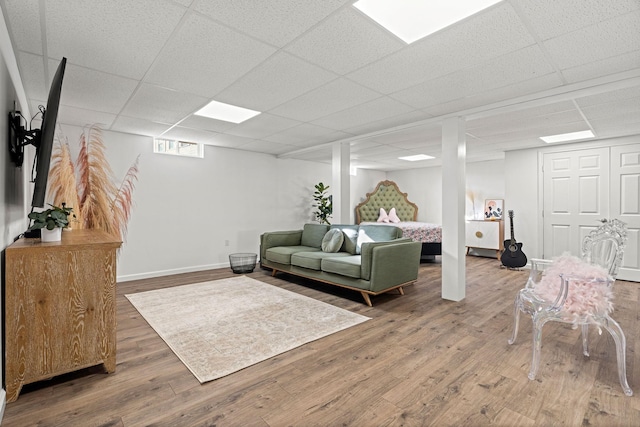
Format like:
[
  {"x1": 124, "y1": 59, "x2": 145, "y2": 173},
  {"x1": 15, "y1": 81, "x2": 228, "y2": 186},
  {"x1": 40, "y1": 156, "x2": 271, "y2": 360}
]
[{"x1": 125, "y1": 276, "x2": 370, "y2": 383}]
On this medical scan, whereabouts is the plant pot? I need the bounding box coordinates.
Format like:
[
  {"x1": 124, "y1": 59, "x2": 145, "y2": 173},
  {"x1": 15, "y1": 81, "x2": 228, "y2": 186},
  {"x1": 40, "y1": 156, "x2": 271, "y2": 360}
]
[{"x1": 41, "y1": 228, "x2": 62, "y2": 242}]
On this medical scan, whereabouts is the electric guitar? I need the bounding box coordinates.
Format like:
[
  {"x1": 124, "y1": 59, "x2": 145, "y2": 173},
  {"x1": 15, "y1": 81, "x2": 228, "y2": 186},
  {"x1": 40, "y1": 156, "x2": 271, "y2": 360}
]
[{"x1": 501, "y1": 210, "x2": 527, "y2": 268}]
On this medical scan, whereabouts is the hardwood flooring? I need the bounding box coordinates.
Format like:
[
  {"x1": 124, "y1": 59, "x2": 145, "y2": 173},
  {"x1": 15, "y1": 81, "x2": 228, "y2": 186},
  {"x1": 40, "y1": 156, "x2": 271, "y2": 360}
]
[{"x1": 3, "y1": 256, "x2": 639, "y2": 426}]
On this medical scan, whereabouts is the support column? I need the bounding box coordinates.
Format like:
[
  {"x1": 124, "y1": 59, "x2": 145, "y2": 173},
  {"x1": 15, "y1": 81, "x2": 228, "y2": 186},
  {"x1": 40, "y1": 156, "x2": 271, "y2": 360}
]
[
  {"x1": 441, "y1": 117, "x2": 466, "y2": 301},
  {"x1": 332, "y1": 142, "x2": 350, "y2": 224}
]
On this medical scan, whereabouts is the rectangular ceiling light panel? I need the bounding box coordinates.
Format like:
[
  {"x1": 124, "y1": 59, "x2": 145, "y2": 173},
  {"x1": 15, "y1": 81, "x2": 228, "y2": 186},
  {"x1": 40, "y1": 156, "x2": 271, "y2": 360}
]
[
  {"x1": 540, "y1": 130, "x2": 595, "y2": 143},
  {"x1": 353, "y1": 0, "x2": 503, "y2": 44},
  {"x1": 399, "y1": 154, "x2": 435, "y2": 161},
  {"x1": 195, "y1": 100, "x2": 261, "y2": 123}
]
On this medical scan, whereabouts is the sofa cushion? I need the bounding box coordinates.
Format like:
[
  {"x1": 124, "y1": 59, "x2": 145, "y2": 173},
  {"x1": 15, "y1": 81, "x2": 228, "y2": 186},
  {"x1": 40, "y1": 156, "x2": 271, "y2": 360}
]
[
  {"x1": 301, "y1": 223, "x2": 330, "y2": 248},
  {"x1": 321, "y1": 228, "x2": 344, "y2": 252},
  {"x1": 265, "y1": 246, "x2": 319, "y2": 265},
  {"x1": 291, "y1": 251, "x2": 351, "y2": 271},
  {"x1": 330, "y1": 224, "x2": 359, "y2": 255},
  {"x1": 321, "y1": 256, "x2": 362, "y2": 279}
]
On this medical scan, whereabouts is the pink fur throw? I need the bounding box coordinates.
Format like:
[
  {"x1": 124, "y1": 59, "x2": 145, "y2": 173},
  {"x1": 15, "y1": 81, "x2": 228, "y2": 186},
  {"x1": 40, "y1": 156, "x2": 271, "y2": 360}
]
[{"x1": 533, "y1": 254, "x2": 613, "y2": 327}]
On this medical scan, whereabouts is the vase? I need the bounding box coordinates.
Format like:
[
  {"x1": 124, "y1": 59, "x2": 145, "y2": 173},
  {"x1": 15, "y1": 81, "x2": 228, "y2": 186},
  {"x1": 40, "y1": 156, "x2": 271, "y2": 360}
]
[{"x1": 41, "y1": 228, "x2": 62, "y2": 242}]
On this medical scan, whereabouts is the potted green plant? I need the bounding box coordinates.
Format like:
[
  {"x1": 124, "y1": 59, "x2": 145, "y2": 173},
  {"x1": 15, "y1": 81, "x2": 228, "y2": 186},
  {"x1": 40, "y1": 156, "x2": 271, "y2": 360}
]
[
  {"x1": 312, "y1": 182, "x2": 333, "y2": 225},
  {"x1": 28, "y1": 203, "x2": 75, "y2": 242}
]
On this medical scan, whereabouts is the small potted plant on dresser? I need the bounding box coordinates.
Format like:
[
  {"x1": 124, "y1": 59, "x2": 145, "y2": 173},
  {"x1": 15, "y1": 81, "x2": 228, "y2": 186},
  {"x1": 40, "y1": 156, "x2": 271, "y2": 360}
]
[{"x1": 27, "y1": 203, "x2": 75, "y2": 242}]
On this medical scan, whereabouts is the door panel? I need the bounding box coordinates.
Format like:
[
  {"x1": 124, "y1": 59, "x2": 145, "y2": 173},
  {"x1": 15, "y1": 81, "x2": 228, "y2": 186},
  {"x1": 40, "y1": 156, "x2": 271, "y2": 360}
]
[
  {"x1": 543, "y1": 148, "x2": 609, "y2": 259},
  {"x1": 611, "y1": 144, "x2": 640, "y2": 281}
]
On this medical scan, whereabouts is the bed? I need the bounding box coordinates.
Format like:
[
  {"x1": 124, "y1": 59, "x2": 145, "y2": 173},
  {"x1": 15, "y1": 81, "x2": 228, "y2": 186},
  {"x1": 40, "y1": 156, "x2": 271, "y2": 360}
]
[{"x1": 355, "y1": 180, "x2": 442, "y2": 261}]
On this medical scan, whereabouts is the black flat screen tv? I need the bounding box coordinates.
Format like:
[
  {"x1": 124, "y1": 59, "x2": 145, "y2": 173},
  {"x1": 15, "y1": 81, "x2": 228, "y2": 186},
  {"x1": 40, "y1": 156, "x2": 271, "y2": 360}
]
[
  {"x1": 31, "y1": 57, "x2": 67, "y2": 208},
  {"x1": 8, "y1": 57, "x2": 67, "y2": 208}
]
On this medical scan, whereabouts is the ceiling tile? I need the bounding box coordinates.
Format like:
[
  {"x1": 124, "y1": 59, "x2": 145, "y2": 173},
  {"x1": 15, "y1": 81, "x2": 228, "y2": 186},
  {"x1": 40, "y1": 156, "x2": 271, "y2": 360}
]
[
  {"x1": 215, "y1": 52, "x2": 338, "y2": 111},
  {"x1": 347, "y1": 2, "x2": 535, "y2": 94},
  {"x1": 285, "y1": 7, "x2": 404, "y2": 75},
  {"x1": 192, "y1": 0, "x2": 350, "y2": 47},
  {"x1": 343, "y1": 110, "x2": 433, "y2": 136},
  {"x1": 60, "y1": 62, "x2": 138, "y2": 114},
  {"x1": 16, "y1": 52, "x2": 46, "y2": 104},
  {"x1": 145, "y1": 12, "x2": 277, "y2": 97},
  {"x1": 574, "y1": 84, "x2": 640, "y2": 107},
  {"x1": 264, "y1": 123, "x2": 349, "y2": 146},
  {"x1": 561, "y1": 51, "x2": 640, "y2": 83},
  {"x1": 422, "y1": 74, "x2": 563, "y2": 117},
  {"x1": 391, "y1": 45, "x2": 556, "y2": 109},
  {"x1": 56, "y1": 105, "x2": 117, "y2": 128},
  {"x1": 110, "y1": 116, "x2": 173, "y2": 137},
  {"x1": 591, "y1": 118, "x2": 640, "y2": 138},
  {"x1": 580, "y1": 96, "x2": 640, "y2": 121},
  {"x1": 192, "y1": 132, "x2": 257, "y2": 148},
  {"x1": 361, "y1": 124, "x2": 443, "y2": 145},
  {"x1": 45, "y1": 0, "x2": 187, "y2": 79},
  {"x1": 3, "y1": 0, "x2": 42, "y2": 54},
  {"x1": 225, "y1": 113, "x2": 301, "y2": 139},
  {"x1": 312, "y1": 96, "x2": 415, "y2": 130},
  {"x1": 236, "y1": 140, "x2": 296, "y2": 156},
  {"x1": 352, "y1": 144, "x2": 400, "y2": 158},
  {"x1": 467, "y1": 101, "x2": 577, "y2": 130},
  {"x1": 469, "y1": 109, "x2": 587, "y2": 138},
  {"x1": 512, "y1": 0, "x2": 639, "y2": 40},
  {"x1": 170, "y1": 0, "x2": 195, "y2": 6},
  {"x1": 121, "y1": 83, "x2": 209, "y2": 123},
  {"x1": 543, "y1": 11, "x2": 640, "y2": 70},
  {"x1": 268, "y1": 78, "x2": 380, "y2": 122},
  {"x1": 178, "y1": 115, "x2": 237, "y2": 133}
]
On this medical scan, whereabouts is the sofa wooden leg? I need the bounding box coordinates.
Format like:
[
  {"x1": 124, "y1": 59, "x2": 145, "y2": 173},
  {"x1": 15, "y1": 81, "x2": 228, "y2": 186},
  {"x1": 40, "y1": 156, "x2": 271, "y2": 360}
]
[
  {"x1": 398, "y1": 286, "x2": 404, "y2": 295},
  {"x1": 361, "y1": 292, "x2": 373, "y2": 307},
  {"x1": 271, "y1": 269, "x2": 278, "y2": 277}
]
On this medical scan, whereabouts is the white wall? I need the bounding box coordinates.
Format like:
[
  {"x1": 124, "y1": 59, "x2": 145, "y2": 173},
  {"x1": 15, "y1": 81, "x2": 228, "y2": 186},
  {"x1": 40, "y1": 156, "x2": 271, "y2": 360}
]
[
  {"x1": 55, "y1": 125, "x2": 383, "y2": 281},
  {"x1": 0, "y1": 42, "x2": 29, "y2": 420},
  {"x1": 387, "y1": 159, "x2": 505, "y2": 224},
  {"x1": 504, "y1": 148, "x2": 540, "y2": 258}
]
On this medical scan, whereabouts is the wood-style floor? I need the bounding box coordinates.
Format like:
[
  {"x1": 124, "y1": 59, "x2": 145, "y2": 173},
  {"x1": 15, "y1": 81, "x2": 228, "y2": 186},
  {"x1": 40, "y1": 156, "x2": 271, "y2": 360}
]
[{"x1": 3, "y1": 256, "x2": 639, "y2": 426}]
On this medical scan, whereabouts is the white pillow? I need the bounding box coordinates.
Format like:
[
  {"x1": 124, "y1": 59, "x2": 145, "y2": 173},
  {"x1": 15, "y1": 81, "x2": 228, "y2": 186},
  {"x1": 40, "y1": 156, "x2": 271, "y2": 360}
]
[
  {"x1": 321, "y1": 229, "x2": 345, "y2": 253},
  {"x1": 377, "y1": 208, "x2": 390, "y2": 223},
  {"x1": 388, "y1": 207, "x2": 401, "y2": 223}
]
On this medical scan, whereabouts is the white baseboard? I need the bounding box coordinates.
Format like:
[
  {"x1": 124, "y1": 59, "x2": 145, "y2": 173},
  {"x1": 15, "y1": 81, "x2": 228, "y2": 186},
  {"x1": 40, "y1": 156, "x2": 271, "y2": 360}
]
[{"x1": 117, "y1": 262, "x2": 230, "y2": 282}]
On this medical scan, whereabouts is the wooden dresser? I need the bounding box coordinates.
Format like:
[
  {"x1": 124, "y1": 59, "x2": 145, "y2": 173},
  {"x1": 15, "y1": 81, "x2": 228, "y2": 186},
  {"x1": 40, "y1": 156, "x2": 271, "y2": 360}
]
[{"x1": 4, "y1": 229, "x2": 121, "y2": 402}]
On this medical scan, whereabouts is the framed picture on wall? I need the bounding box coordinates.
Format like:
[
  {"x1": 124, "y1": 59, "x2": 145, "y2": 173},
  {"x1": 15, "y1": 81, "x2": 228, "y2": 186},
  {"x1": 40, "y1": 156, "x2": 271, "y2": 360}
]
[{"x1": 484, "y1": 199, "x2": 503, "y2": 220}]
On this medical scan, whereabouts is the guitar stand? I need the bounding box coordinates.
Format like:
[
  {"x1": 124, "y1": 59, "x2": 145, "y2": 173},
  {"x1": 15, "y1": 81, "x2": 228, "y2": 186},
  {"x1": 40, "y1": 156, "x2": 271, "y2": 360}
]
[{"x1": 500, "y1": 265, "x2": 524, "y2": 271}]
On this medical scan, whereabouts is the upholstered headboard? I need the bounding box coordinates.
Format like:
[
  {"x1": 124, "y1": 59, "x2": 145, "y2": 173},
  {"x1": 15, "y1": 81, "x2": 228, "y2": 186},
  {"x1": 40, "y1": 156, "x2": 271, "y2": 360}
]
[{"x1": 355, "y1": 180, "x2": 418, "y2": 224}]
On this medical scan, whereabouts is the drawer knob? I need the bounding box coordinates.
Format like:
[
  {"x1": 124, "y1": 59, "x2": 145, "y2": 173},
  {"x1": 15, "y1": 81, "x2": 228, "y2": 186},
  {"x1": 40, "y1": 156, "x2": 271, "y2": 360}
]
[{"x1": 475, "y1": 231, "x2": 483, "y2": 238}]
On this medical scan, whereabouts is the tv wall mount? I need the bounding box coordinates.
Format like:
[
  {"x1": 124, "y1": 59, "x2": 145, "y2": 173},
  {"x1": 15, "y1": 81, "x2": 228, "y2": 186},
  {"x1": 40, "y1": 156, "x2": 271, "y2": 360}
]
[{"x1": 8, "y1": 104, "x2": 43, "y2": 168}]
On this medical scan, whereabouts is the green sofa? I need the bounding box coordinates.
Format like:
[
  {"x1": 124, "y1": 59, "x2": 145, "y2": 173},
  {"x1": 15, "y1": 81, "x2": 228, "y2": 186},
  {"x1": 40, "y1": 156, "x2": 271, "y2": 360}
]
[{"x1": 260, "y1": 223, "x2": 422, "y2": 306}]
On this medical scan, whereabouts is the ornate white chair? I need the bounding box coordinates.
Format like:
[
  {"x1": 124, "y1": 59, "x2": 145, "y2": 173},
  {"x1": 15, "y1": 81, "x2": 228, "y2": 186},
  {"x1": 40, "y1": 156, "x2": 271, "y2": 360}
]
[{"x1": 508, "y1": 219, "x2": 632, "y2": 396}]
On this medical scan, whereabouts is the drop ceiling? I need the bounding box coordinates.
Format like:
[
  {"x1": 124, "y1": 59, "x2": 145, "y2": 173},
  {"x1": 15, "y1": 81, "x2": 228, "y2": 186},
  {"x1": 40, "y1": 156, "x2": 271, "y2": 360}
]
[{"x1": 1, "y1": 0, "x2": 639, "y2": 171}]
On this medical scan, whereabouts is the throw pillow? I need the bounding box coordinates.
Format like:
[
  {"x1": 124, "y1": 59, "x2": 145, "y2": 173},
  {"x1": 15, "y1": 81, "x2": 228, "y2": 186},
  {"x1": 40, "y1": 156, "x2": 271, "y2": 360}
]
[
  {"x1": 339, "y1": 227, "x2": 358, "y2": 254},
  {"x1": 388, "y1": 207, "x2": 401, "y2": 223},
  {"x1": 377, "y1": 208, "x2": 390, "y2": 223},
  {"x1": 356, "y1": 228, "x2": 374, "y2": 253},
  {"x1": 321, "y1": 228, "x2": 345, "y2": 253}
]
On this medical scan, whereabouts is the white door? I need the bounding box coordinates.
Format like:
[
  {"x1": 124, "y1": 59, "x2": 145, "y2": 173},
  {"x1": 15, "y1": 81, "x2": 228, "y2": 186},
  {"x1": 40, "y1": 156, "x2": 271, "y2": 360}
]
[
  {"x1": 611, "y1": 144, "x2": 640, "y2": 281},
  {"x1": 543, "y1": 148, "x2": 610, "y2": 259}
]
